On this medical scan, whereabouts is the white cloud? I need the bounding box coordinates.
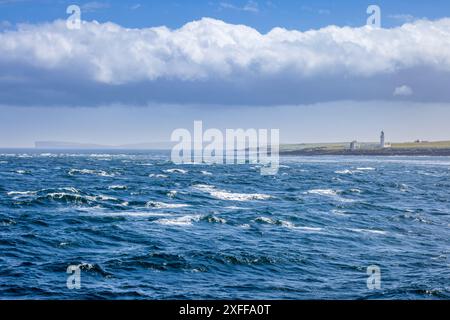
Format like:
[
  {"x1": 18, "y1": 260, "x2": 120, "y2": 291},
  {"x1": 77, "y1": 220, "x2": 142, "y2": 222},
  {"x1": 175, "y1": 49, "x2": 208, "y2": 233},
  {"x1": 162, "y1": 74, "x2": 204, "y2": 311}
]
[
  {"x1": 0, "y1": 17, "x2": 449, "y2": 106},
  {"x1": 0, "y1": 20, "x2": 12, "y2": 29},
  {"x1": 220, "y1": 1, "x2": 259, "y2": 13},
  {"x1": 81, "y1": 1, "x2": 110, "y2": 13},
  {"x1": 388, "y1": 14, "x2": 417, "y2": 24},
  {"x1": 394, "y1": 85, "x2": 413, "y2": 96},
  {"x1": 243, "y1": 0, "x2": 259, "y2": 13},
  {"x1": 130, "y1": 4, "x2": 141, "y2": 10}
]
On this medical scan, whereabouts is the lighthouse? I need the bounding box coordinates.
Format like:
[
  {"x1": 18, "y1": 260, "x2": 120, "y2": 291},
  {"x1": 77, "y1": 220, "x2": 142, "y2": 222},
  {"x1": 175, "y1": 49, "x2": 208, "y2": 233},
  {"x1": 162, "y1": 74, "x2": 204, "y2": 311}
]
[{"x1": 380, "y1": 131, "x2": 385, "y2": 148}]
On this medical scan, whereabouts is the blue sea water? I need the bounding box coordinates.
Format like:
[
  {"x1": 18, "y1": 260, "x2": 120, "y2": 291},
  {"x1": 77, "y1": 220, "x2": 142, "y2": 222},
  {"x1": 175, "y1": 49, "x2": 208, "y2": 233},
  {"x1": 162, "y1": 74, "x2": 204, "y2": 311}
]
[{"x1": 0, "y1": 150, "x2": 449, "y2": 300}]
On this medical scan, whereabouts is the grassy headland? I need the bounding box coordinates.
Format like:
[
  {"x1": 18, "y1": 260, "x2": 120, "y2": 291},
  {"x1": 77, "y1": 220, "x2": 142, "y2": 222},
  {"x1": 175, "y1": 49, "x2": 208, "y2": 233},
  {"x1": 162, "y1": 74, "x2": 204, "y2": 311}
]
[{"x1": 280, "y1": 141, "x2": 450, "y2": 156}]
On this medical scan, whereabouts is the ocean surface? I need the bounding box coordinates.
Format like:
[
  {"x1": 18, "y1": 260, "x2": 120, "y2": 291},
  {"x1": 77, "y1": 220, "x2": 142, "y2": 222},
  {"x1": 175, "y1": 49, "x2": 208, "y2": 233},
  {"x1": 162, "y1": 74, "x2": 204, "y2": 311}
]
[{"x1": 0, "y1": 150, "x2": 449, "y2": 300}]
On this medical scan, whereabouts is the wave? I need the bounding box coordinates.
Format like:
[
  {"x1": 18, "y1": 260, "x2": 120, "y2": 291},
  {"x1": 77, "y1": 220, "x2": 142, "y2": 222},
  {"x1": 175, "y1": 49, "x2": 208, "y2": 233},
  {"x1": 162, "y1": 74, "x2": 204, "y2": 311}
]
[
  {"x1": 76, "y1": 263, "x2": 111, "y2": 277},
  {"x1": 0, "y1": 218, "x2": 16, "y2": 226},
  {"x1": 201, "y1": 215, "x2": 227, "y2": 224},
  {"x1": 68, "y1": 169, "x2": 115, "y2": 177},
  {"x1": 349, "y1": 228, "x2": 387, "y2": 235},
  {"x1": 194, "y1": 184, "x2": 271, "y2": 201},
  {"x1": 201, "y1": 170, "x2": 213, "y2": 176},
  {"x1": 167, "y1": 190, "x2": 177, "y2": 198},
  {"x1": 108, "y1": 185, "x2": 127, "y2": 190},
  {"x1": 164, "y1": 168, "x2": 188, "y2": 174},
  {"x1": 255, "y1": 217, "x2": 323, "y2": 232},
  {"x1": 306, "y1": 189, "x2": 338, "y2": 196},
  {"x1": 294, "y1": 226, "x2": 323, "y2": 232},
  {"x1": 7, "y1": 190, "x2": 37, "y2": 198},
  {"x1": 15, "y1": 170, "x2": 31, "y2": 175},
  {"x1": 149, "y1": 173, "x2": 168, "y2": 178},
  {"x1": 211, "y1": 252, "x2": 276, "y2": 266},
  {"x1": 335, "y1": 167, "x2": 376, "y2": 175},
  {"x1": 335, "y1": 169, "x2": 354, "y2": 175},
  {"x1": 225, "y1": 206, "x2": 247, "y2": 210},
  {"x1": 44, "y1": 193, "x2": 118, "y2": 203},
  {"x1": 7, "y1": 187, "x2": 122, "y2": 206},
  {"x1": 154, "y1": 215, "x2": 201, "y2": 226},
  {"x1": 146, "y1": 201, "x2": 190, "y2": 209},
  {"x1": 89, "y1": 211, "x2": 171, "y2": 218},
  {"x1": 305, "y1": 189, "x2": 355, "y2": 203}
]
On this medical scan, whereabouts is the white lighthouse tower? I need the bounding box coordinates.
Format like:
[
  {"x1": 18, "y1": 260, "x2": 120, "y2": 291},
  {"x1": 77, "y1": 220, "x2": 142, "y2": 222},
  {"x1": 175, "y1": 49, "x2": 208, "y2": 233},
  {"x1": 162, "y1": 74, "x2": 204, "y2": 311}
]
[{"x1": 380, "y1": 130, "x2": 385, "y2": 148}]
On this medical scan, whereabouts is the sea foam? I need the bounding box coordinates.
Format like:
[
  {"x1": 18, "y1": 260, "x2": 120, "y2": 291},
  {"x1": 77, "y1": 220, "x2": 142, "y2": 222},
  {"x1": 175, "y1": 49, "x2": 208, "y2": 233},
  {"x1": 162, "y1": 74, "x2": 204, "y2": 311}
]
[{"x1": 194, "y1": 184, "x2": 271, "y2": 201}]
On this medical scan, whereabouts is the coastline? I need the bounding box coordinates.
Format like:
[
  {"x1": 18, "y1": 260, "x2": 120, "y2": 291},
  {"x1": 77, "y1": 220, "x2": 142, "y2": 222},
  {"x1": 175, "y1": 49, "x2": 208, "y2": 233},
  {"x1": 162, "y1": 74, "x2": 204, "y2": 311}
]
[{"x1": 280, "y1": 148, "x2": 450, "y2": 156}]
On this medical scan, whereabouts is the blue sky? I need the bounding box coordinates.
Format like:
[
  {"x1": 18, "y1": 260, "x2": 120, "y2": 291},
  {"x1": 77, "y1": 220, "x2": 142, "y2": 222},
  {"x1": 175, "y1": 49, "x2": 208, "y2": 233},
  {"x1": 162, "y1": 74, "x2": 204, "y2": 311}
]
[
  {"x1": 1, "y1": 1, "x2": 450, "y2": 147},
  {"x1": 2, "y1": 0, "x2": 450, "y2": 31}
]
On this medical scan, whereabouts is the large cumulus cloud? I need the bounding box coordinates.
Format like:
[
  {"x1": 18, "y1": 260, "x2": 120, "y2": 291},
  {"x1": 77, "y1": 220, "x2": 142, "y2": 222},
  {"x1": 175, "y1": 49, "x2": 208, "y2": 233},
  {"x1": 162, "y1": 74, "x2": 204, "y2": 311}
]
[{"x1": 1, "y1": 17, "x2": 450, "y2": 106}]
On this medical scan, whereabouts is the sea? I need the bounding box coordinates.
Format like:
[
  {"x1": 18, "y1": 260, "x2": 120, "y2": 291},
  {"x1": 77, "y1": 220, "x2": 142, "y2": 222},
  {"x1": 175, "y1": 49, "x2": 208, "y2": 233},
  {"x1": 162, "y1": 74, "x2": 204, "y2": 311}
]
[{"x1": 0, "y1": 150, "x2": 449, "y2": 299}]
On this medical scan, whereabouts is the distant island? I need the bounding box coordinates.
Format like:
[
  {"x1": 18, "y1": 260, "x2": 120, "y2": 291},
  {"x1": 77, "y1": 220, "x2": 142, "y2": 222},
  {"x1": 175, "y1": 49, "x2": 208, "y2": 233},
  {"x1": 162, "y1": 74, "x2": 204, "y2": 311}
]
[{"x1": 34, "y1": 141, "x2": 173, "y2": 150}]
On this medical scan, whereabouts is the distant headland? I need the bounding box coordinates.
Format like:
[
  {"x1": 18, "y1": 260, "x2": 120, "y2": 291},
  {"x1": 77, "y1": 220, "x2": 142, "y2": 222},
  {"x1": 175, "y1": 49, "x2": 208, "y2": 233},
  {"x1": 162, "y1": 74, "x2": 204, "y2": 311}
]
[{"x1": 281, "y1": 131, "x2": 450, "y2": 156}]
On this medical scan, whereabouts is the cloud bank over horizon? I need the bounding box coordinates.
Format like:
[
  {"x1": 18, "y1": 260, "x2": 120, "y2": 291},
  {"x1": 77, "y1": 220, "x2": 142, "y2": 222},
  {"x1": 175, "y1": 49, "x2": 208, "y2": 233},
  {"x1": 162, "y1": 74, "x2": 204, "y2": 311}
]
[{"x1": 1, "y1": 17, "x2": 450, "y2": 107}]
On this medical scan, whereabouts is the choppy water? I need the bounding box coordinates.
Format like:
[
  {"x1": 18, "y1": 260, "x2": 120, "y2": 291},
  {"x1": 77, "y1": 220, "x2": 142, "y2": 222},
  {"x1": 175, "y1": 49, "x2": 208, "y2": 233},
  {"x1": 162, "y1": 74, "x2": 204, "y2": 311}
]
[{"x1": 0, "y1": 150, "x2": 449, "y2": 299}]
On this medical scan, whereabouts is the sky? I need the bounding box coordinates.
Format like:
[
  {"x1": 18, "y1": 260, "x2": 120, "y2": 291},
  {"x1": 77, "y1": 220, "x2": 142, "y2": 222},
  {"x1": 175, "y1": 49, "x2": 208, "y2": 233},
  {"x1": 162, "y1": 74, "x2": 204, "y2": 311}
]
[{"x1": 1, "y1": 0, "x2": 450, "y2": 147}]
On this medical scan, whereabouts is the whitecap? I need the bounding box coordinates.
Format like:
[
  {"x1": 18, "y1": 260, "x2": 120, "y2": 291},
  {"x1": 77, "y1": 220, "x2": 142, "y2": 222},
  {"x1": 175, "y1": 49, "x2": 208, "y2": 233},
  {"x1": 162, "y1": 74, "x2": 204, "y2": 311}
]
[
  {"x1": 167, "y1": 190, "x2": 177, "y2": 198},
  {"x1": 149, "y1": 173, "x2": 168, "y2": 178},
  {"x1": 335, "y1": 169, "x2": 354, "y2": 175},
  {"x1": 45, "y1": 192, "x2": 116, "y2": 202},
  {"x1": 194, "y1": 184, "x2": 271, "y2": 201},
  {"x1": 96, "y1": 195, "x2": 118, "y2": 201},
  {"x1": 61, "y1": 187, "x2": 80, "y2": 193},
  {"x1": 201, "y1": 170, "x2": 213, "y2": 176},
  {"x1": 294, "y1": 226, "x2": 323, "y2": 232},
  {"x1": 350, "y1": 228, "x2": 387, "y2": 235},
  {"x1": 164, "y1": 168, "x2": 188, "y2": 174},
  {"x1": 146, "y1": 201, "x2": 190, "y2": 209},
  {"x1": 7, "y1": 190, "x2": 37, "y2": 197},
  {"x1": 336, "y1": 167, "x2": 375, "y2": 174},
  {"x1": 305, "y1": 189, "x2": 355, "y2": 203},
  {"x1": 280, "y1": 220, "x2": 296, "y2": 228},
  {"x1": 254, "y1": 217, "x2": 322, "y2": 232},
  {"x1": 89, "y1": 154, "x2": 114, "y2": 158},
  {"x1": 155, "y1": 215, "x2": 201, "y2": 226},
  {"x1": 306, "y1": 189, "x2": 338, "y2": 196},
  {"x1": 69, "y1": 169, "x2": 115, "y2": 177},
  {"x1": 255, "y1": 216, "x2": 275, "y2": 224},
  {"x1": 108, "y1": 185, "x2": 127, "y2": 190},
  {"x1": 204, "y1": 216, "x2": 227, "y2": 224},
  {"x1": 331, "y1": 209, "x2": 350, "y2": 216}
]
